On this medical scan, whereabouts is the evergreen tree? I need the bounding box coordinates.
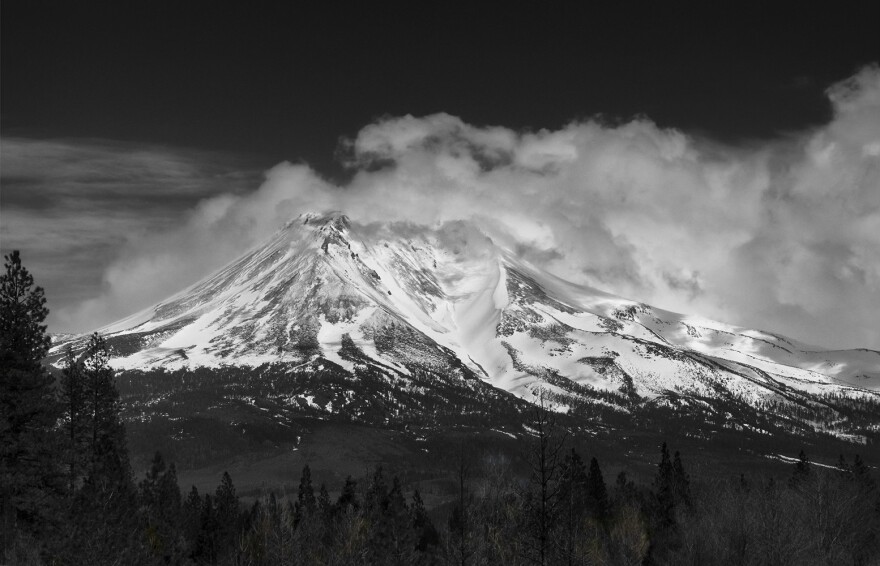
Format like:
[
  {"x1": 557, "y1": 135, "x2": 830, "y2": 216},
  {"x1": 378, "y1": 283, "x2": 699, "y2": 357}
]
[
  {"x1": 317, "y1": 483, "x2": 331, "y2": 515},
  {"x1": 652, "y1": 442, "x2": 677, "y2": 530},
  {"x1": 139, "y1": 452, "x2": 183, "y2": 563},
  {"x1": 671, "y1": 451, "x2": 691, "y2": 508},
  {"x1": 76, "y1": 333, "x2": 135, "y2": 534},
  {"x1": 56, "y1": 476, "x2": 143, "y2": 565},
  {"x1": 558, "y1": 448, "x2": 588, "y2": 566},
  {"x1": 838, "y1": 454, "x2": 850, "y2": 476},
  {"x1": 139, "y1": 451, "x2": 166, "y2": 515},
  {"x1": 364, "y1": 466, "x2": 393, "y2": 563},
  {"x1": 293, "y1": 464, "x2": 315, "y2": 526},
  {"x1": 560, "y1": 448, "x2": 588, "y2": 515},
  {"x1": 81, "y1": 333, "x2": 128, "y2": 478},
  {"x1": 316, "y1": 483, "x2": 334, "y2": 549},
  {"x1": 335, "y1": 475, "x2": 359, "y2": 514},
  {"x1": 411, "y1": 489, "x2": 439, "y2": 554},
  {"x1": 266, "y1": 491, "x2": 281, "y2": 528},
  {"x1": 195, "y1": 494, "x2": 218, "y2": 564},
  {"x1": 157, "y1": 463, "x2": 182, "y2": 536},
  {"x1": 365, "y1": 466, "x2": 389, "y2": 515},
  {"x1": 386, "y1": 476, "x2": 414, "y2": 565},
  {"x1": 852, "y1": 455, "x2": 876, "y2": 492},
  {"x1": 0, "y1": 250, "x2": 61, "y2": 549},
  {"x1": 45, "y1": 331, "x2": 145, "y2": 565},
  {"x1": 586, "y1": 456, "x2": 610, "y2": 524},
  {"x1": 214, "y1": 470, "x2": 239, "y2": 558},
  {"x1": 182, "y1": 486, "x2": 202, "y2": 558},
  {"x1": 614, "y1": 470, "x2": 638, "y2": 506},
  {"x1": 59, "y1": 346, "x2": 88, "y2": 491},
  {"x1": 56, "y1": 409, "x2": 141, "y2": 565},
  {"x1": 789, "y1": 449, "x2": 811, "y2": 488}
]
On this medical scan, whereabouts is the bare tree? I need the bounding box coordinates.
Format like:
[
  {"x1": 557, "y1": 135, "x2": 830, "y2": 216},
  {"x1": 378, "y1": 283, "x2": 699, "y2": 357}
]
[
  {"x1": 522, "y1": 387, "x2": 568, "y2": 566},
  {"x1": 448, "y1": 441, "x2": 474, "y2": 566}
]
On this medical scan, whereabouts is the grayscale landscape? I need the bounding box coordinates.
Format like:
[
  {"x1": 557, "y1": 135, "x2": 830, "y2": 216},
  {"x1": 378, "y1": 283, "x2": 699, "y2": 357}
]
[{"x1": 2, "y1": 4, "x2": 879, "y2": 565}]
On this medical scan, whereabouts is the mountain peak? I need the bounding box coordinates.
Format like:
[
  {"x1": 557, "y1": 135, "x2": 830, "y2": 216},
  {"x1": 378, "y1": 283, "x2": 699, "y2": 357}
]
[
  {"x1": 49, "y1": 214, "x2": 880, "y2": 440},
  {"x1": 294, "y1": 211, "x2": 351, "y2": 230}
]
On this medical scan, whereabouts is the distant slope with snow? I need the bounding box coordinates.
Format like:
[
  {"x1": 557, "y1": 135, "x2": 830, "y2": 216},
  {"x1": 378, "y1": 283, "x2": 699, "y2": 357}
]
[{"x1": 50, "y1": 213, "x2": 880, "y2": 440}]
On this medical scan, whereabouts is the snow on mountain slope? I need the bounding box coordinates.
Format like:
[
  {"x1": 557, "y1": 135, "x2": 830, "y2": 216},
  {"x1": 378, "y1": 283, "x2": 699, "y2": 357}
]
[{"x1": 50, "y1": 213, "x2": 880, "y2": 423}]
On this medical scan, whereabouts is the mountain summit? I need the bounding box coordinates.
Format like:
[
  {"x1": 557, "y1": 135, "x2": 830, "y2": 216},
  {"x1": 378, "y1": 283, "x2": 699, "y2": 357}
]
[{"x1": 51, "y1": 212, "x2": 880, "y2": 439}]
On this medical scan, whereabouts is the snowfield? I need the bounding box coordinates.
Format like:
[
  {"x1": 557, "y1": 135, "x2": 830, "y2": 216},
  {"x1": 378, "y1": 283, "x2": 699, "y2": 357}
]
[{"x1": 50, "y1": 212, "x2": 880, "y2": 431}]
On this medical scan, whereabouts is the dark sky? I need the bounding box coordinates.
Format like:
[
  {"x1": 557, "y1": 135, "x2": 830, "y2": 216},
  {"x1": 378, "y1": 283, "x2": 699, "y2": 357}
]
[{"x1": 3, "y1": 2, "x2": 878, "y2": 180}]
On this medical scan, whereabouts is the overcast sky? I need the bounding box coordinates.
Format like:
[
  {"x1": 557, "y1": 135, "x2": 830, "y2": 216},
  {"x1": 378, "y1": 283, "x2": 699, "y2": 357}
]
[{"x1": 2, "y1": 3, "x2": 879, "y2": 349}]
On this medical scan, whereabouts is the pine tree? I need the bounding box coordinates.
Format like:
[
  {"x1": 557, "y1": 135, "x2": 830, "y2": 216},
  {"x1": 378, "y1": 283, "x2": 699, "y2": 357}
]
[
  {"x1": 364, "y1": 466, "x2": 392, "y2": 564},
  {"x1": 317, "y1": 483, "x2": 331, "y2": 515},
  {"x1": 140, "y1": 451, "x2": 166, "y2": 515},
  {"x1": 0, "y1": 250, "x2": 61, "y2": 549},
  {"x1": 738, "y1": 473, "x2": 750, "y2": 492},
  {"x1": 46, "y1": 331, "x2": 145, "y2": 565},
  {"x1": 316, "y1": 483, "x2": 334, "y2": 550},
  {"x1": 365, "y1": 466, "x2": 389, "y2": 514},
  {"x1": 560, "y1": 448, "x2": 588, "y2": 513},
  {"x1": 140, "y1": 452, "x2": 183, "y2": 562},
  {"x1": 59, "y1": 346, "x2": 88, "y2": 491},
  {"x1": 838, "y1": 454, "x2": 850, "y2": 476},
  {"x1": 157, "y1": 462, "x2": 182, "y2": 538},
  {"x1": 412, "y1": 489, "x2": 439, "y2": 553},
  {"x1": 386, "y1": 476, "x2": 414, "y2": 565},
  {"x1": 75, "y1": 333, "x2": 137, "y2": 550},
  {"x1": 58, "y1": 432, "x2": 141, "y2": 565},
  {"x1": 215, "y1": 471, "x2": 238, "y2": 520},
  {"x1": 652, "y1": 442, "x2": 676, "y2": 529},
  {"x1": 81, "y1": 333, "x2": 128, "y2": 478},
  {"x1": 195, "y1": 493, "x2": 218, "y2": 564},
  {"x1": 266, "y1": 491, "x2": 281, "y2": 528},
  {"x1": 558, "y1": 448, "x2": 588, "y2": 566},
  {"x1": 335, "y1": 475, "x2": 359, "y2": 514},
  {"x1": 789, "y1": 449, "x2": 811, "y2": 488},
  {"x1": 671, "y1": 451, "x2": 691, "y2": 508},
  {"x1": 614, "y1": 470, "x2": 638, "y2": 506},
  {"x1": 214, "y1": 470, "x2": 240, "y2": 559},
  {"x1": 586, "y1": 456, "x2": 610, "y2": 524},
  {"x1": 852, "y1": 455, "x2": 876, "y2": 492},
  {"x1": 294, "y1": 464, "x2": 316, "y2": 527},
  {"x1": 182, "y1": 485, "x2": 202, "y2": 557}
]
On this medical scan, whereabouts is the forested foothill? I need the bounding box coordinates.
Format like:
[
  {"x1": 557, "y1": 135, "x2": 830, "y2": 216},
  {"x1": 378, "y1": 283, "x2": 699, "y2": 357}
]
[{"x1": 3, "y1": 250, "x2": 880, "y2": 565}]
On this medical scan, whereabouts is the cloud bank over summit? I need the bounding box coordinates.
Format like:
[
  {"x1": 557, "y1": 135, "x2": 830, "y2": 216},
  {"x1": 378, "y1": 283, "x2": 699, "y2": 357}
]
[{"x1": 5, "y1": 66, "x2": 879, "y2": 349}]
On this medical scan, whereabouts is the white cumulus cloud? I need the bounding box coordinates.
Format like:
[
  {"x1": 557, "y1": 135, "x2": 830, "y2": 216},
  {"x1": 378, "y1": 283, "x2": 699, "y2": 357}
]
[{"x1": 9, "y1": 65, "x2": 878, "y2": 349}]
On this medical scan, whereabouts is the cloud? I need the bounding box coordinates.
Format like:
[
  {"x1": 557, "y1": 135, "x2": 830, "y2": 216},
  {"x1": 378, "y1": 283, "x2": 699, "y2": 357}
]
[
  {"x1": 0, "y1": 138, "x2": 261, "y2": 329},
  {"x1": 6, "y1": 65, "x2": 879, "y2": 349}
]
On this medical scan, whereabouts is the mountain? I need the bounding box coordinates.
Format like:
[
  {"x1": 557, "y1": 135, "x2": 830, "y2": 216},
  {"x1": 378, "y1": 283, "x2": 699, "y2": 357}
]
[{"x1": 49, "y1": 212, "x2": 880, "y2": 480}]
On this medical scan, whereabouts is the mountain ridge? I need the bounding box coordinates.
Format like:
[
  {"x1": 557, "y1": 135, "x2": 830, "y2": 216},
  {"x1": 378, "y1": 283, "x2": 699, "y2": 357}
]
[{"x1": 50, "y1": 212, "x2": 880, "y2": 444}]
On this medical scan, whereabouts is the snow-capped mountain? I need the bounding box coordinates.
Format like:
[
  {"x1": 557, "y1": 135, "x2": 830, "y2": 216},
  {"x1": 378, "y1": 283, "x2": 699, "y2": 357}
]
[{"x1": 51, "y1": 212, "x2": 880, "y2": 440}]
